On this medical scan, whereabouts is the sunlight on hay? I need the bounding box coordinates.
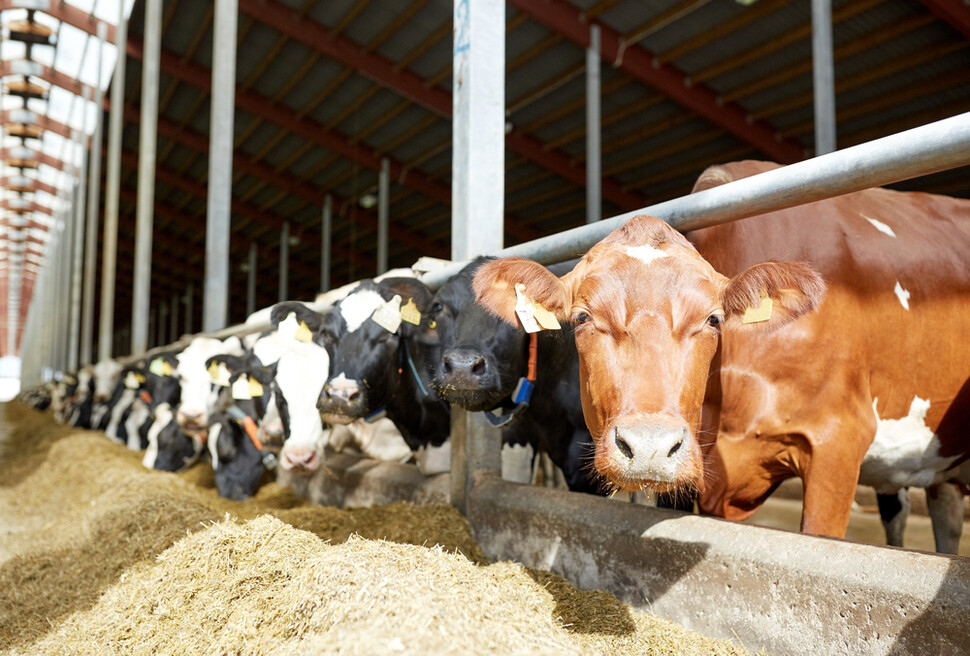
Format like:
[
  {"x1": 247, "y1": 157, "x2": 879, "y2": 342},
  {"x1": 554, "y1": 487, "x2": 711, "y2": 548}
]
[{"x1": 0, "y1": 403, "x2": 752, "y2": 656}]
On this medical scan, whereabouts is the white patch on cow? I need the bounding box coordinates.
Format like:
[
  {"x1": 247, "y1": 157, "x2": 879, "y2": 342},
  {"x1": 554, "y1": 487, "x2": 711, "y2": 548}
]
[
  {"x1": 894, "y1": 281, "x2": 911, "y2": 311},
  {"x1": 864, "y1": 215, "x2": 897, "y2": 238},
  {"x1": 348, "y1": 418, "x2": 411, "y2": 462},
  {"x1": 275, "y1": 338, "x2": 330, "y2": 462},
  {"x1": 413, "y1": 441, "x2": 452, "y2": 475},
  {"x1": 252, "y1": 328, "x2": 288, "y2": 366},
  {"x1": 621, "y1": 244, "x2": 668, "y2": 265},
  {"x1": 502, "y1": 443, "x2": 535, "y2": 484},
  {"x1": 860, "y1": 396, "x2": 960, "y2": 493},
  {"x1": 338, "y1": 289, "x2": 385, "y2": 332},
  {"x1": 329, "y1": 372, "x2": 359, "y2": 390},
  {"x1": 142, "y1": 403, "x2": 174, "y2": 469},
  {"x1": 208, "y1": 422, "x2": 223, "y2": 471},
  {"x1": 105, "y1": 389, "x2": 135, "y2": 442},
  {"x1": 126, "y1": 400, "x2": 150, "y2": 450},
  {"x1": 176, "y1": 336, "x2": 244, "y2": 421},
  {"x1": 92, "y1": 359, "x2": 123, "y2": 399}
]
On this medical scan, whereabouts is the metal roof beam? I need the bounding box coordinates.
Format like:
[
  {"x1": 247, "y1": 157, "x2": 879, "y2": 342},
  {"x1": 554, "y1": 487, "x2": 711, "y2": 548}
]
[
  {"x1": 920, "y1": 0, "x2": 970, "y2": 40},
  {"x1": 508, "y1": 0, "x2": 806, "y2": 164}
]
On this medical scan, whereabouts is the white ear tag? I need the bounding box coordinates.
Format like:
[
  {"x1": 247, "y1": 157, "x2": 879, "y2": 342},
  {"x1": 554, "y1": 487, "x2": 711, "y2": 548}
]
[
  {"x1": 371, "y1": 294, "x2": 403, "y2": 333},
  {"x1": 124, "y1": 372, "x2": 142, "y2": 389},
  {"x1": 149, "y1": 357, "x2": 170, "y2": 377},
  {"x1": 232, "y1": 375, "x2": 253, "y2": 400},
  {"x1": 514, "y1": 284, "x2": 541, "y2": 333},
  {"x1": 400, "y1": 299, "x2": 422, "y2": 325},
  {"x1": 294, "y1": 320, "x2": 313, "y2": 343},
  {"x1": 208, "y1": 361, "x2": 232, "y2": 387}
]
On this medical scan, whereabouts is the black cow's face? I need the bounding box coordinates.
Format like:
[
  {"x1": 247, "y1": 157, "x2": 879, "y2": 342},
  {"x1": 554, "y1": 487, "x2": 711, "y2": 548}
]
[
  {"x1": 151, "y1": 419, "x2": 197, "y2": 472},
  {"x1": 145, "y1": 353, "x2": 182, "y2": 409},
  {"x1": 432, "y1": 259, "x2": 525, "y2": 411},
  {"x1": 209, "y1": 416, "x2": 267, "y2": 500},
  {"x1": 318, "y1": 278, "x2": 437, "y2": 423}
]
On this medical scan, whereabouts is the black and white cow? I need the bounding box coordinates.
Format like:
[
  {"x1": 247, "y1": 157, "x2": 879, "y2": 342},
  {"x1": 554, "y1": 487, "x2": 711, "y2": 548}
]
[
  {"x1": 104, "y1": 365, "x2": 150, "y2": 447},
  {"x1": 140, "y1": 352, "x2": 189, "y2": 470},
  {"x1": 317, "y1": 277, "x2": 451, "y2": 473},
  {"x1": 431, "y1": 258, "x2": 601, "y2": 494},
  {"x1": 89, "y1": 358, "x2": 124, "y2": 430},
  {"x1": 67, "y1": 367, "x2": 95, "y2": 429}
]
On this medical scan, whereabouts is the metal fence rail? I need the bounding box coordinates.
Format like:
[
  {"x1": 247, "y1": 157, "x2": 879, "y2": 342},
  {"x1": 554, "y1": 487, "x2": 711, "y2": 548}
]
[{"x1": 421, "y1": 111, "x2": 970, "y2": 289}]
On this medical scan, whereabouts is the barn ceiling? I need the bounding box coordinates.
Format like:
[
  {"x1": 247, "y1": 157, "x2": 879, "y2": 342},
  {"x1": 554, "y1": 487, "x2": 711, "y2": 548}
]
[{"x1": 2, "y1": 0, "x2": 969, "y2": 358}]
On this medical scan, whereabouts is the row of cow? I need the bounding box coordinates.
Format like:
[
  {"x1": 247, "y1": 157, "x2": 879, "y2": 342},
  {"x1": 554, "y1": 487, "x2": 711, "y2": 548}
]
[{"x1": 20, "y1": 160, "x2": 970, "y2": 555}]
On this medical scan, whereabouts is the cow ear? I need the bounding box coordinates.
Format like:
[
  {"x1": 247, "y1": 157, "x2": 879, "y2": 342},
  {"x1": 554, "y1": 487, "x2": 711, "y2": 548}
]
[
  {"x1": 722, "y1": 261, "x2": 825, "y2": 330},
  {"x1": 473, "y1": 257, "x2": 571, "y2": 326}
]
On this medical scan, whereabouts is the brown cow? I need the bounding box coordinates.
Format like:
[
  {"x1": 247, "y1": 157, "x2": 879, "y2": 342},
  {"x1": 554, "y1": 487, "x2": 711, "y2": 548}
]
[{"x1": 474, "y1": 161, "x2": 970, "y2": 540}]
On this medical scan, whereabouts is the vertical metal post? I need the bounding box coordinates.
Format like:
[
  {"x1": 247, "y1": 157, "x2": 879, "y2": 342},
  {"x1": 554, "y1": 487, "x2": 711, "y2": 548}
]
[
  {"x1": 68, "y1": 123, "x2": 89, "y2": 372},
  {"x1": 812, "y1": 0, "x2": 836, "y2": 155},
  {"x1": 586, "y1": 24, "x2": 601, "y2": 224},
  {"x1": 170, "y1": 292, "x2": 179, "y2": 342},
  {"x1": 246, "y1": 241, "x2": 257, "y2": 317},
  {"x1": 377, "y1": 158, "x2": 389, "y2": 274},
  {"x1": 204, "y1": 0, "x2": 238, "y2": 332},
  {"x1": 81, "y1": 22, "x2": 107, "y2": 366},
  {"x1": 321, "y1": 195, "x2": 332, "y2": 292},
  {"x1": 450, "y1": 0, "x2": 505, "y2": 514},
  {"x1": 148, "y1": 308, "x2": 156, "y2": 348},
  {"x1": 131, "y1": 0, "x2": 163, "y2": 355},
  {"x1": 184, "y1": 283, "x2": 194, "y2": 335},
  {"x1": 99, "y1": 3, "x2": 127, "y2": 362},
  {"x1": 279, "y1": 221, "x2": 289, "y2": 301}
]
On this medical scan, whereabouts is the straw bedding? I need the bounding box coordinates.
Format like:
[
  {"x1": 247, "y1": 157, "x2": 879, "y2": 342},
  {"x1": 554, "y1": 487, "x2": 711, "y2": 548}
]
[{"x1": 0, "y1": 403, "x2": 750, "y2": 655}]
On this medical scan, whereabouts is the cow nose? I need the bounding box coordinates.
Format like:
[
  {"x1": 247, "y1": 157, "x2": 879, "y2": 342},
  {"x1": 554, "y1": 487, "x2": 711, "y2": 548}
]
[
  {"x1": 440, "y1": 349, "x2": 489, "y2": 387},
  {"x1": 613, "y1": 425, "x2": 688, "y2": 462},
  {"x1": 94, "y1": 394, "x2": 109, "y2": 404},
  {"x1": 318, "y1": 381, "x2": 365, "y2": 417},
  {"x1": 604, "y1": 415, "x2": 694, "y2": 490},
  {"x1": 281, "y1": 447, "x2": 319, "y2": 472}
]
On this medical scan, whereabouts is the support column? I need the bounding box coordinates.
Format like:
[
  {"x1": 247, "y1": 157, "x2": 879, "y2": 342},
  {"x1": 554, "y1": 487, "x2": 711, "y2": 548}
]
[
  {"x1": 131, "y1": 0, "x2": 163, "y2": 355},
  {"x1": 279, "y1": 221, "x2": 289, "y2": 301},
  {"x1": 68, "y1": 124, "x2": 89, "y2": 372},
  {"x1": 246, "y1": 241, "x2": 257, "y2": 317},
  {"x1": 321, "y1": 195, "x2": 332, "y2": 292},
  {"x1": 377, "y1": 158, "x2": 389, "y2": 274},
  {"x1": 204, "y1": 0, "x2": 237, "y2": 332},
  {"x1": 586, "y1": 24, "x2": 601, "y2": 224},
  {"x1": 450, "y1": 0, "x2": 505, "y2": 515},
  {"x1": 81, "y1": 22, "x2": 107, "y2": 366},
  {"x1": 184, "y1": 283, "x2": 194, "y2": 335},
  {"x1": 812, "y1": 0, "x2": 836, "y2": 155},
  {"x1": 99, "y1": 4, "x2": 127, "y2": 362}
]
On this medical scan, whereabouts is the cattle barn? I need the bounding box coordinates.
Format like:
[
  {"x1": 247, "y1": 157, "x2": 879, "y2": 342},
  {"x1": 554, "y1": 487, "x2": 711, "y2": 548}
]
[{"x1": 2, "y1": 0, "x2": 970, "y2": 654}]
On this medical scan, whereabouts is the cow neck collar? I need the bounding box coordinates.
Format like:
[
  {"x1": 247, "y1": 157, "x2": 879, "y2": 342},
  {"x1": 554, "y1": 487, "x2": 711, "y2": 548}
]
[
  {"x1": 225, "y1": 404, "x2": 280, "y2": 470},
  {"x1": 484, "y1": 332, "x2": 538, "y2": 428},
  {"x1": 367, "y1": 335, "x2": 440, "y2": 424}
]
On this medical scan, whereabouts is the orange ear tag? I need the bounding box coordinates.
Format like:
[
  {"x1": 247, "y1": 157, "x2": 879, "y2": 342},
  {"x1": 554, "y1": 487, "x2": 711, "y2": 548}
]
[{"x1": 742, "y1": 295, "x2": 773, "y2": 324}]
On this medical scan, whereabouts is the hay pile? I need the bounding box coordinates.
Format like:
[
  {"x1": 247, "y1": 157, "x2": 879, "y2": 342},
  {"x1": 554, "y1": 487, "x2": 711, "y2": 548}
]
[{"x1": 0, "y1": 403, "x2": 751, "y2": 655}]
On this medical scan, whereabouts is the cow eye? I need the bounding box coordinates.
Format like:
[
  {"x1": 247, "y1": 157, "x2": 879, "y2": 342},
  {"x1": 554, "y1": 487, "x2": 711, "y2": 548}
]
[
  {"x1": 573, "y1": 311, "x2": 591, "y2": 325},
  {"x1": 707, "y1": 314, "x2": 721, "y2": 329},
  {"x1": 430, "y1": 301, "x2": 443, "y2": 315}
]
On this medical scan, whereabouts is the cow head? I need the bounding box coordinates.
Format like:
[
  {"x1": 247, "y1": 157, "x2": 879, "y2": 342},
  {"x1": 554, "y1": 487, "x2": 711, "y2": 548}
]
[
  {"x1": 174, "y1": 336, "x2": 243, "y2": 437},
  {"x1": 318, "y1": 278, "x2": 438, "y2": 424},
  {"x1": 91, "y1": 358, "x2": 123, "y2": 404},
  {"x1": 268, "y1": 301, "x2": 330, "y2": 473},
  {"x1": 431, "y1": 258, "x2": 527, "y2": 411},
  {"x1": 473, "y1": 215, "x2": 825, "y2": 494}
]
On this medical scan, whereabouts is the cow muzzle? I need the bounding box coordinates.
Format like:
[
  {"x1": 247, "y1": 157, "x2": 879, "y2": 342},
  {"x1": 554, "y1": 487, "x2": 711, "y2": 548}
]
[
  {"x1": 596, "y1": 413, "x2": 698, "y2": 493},
  {"x1": 177, "y1": 408, "x2": 208, "y2": 433},
  {"x1": 435, "y1": 348, "x2": 502, "y2": 410},
  {"x1": 318, "y1": 379, "x2": 366, "y2": 421},
  {"x1": 280, "y1": 446, "x2": 319, "y2": 472}
]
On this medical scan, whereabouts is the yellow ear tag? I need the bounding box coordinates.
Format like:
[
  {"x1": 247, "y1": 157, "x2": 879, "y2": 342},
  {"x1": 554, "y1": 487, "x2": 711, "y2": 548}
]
[
  {"x1": 400, "y1": 299, "x2": 422, "y2": 325},
  {"x1": 514, "y1": 284, "x2": 541, "y2": 333},
  {"x1": 249, "y1": 378, "x2": 264, "y2": 398},
  {"x1": 207, "y1": 361, "x2": 220, "y2": 382},
  {"x1": 531, "y1": 300, "x2": 561, "y2": 331},
  {"x1": 232, "y1": 375, "x2": 253, "y2": 401},
  {"x1": 371, "y1": 295, "x2": 403, "y2": 333},
  {"x1": 149, "y1": 357, "x2": 167, "y2": 376},
  {"x1": 294, "y1": 321, "x2": 313, "y2": 343},
  {"x1": 208, "y1": 362, "x2": 232, "y2": 387},
  {"x1": 742, "y1": 295, "x2": 774, "y2": 324}
]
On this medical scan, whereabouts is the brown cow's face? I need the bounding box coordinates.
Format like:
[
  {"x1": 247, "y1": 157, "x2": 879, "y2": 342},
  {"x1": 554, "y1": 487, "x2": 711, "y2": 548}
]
[{"x1": 474, "y1": 215, "x2": 824, "y2": 495}]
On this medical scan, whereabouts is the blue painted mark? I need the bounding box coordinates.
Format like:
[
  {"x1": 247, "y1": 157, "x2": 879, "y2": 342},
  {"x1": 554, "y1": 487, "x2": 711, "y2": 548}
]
[{"x1": 454, "y1": 0, "x2": 470, "y2": 56}]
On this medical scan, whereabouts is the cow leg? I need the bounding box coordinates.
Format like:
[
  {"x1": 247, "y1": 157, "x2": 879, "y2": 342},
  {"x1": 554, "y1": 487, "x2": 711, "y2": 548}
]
[
  {"x1": 801, "y1": 456, "x2": 862, "y2": 537},
  {"x1": 926, "y1": 482, "x2": 964, "y2": 554},
  {"x1": 876, "y1": 488, "x2": 910, "y2": 547}
]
